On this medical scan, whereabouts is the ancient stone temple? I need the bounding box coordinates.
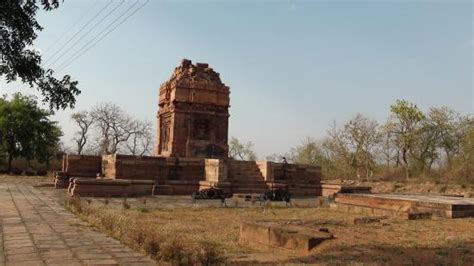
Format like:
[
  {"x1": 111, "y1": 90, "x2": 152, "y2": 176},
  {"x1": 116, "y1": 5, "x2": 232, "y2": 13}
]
[
  {"x1": 156, "y1": 59, "x2": 230, "y2": 158},
  {"x1": 59, "y1": 59, "x2": 323, "y2": 197}
]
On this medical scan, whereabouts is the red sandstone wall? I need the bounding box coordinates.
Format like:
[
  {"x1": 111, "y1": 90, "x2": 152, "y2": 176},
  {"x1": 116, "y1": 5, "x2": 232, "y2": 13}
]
[
  {"x1": 102, "y1": 154, "x2": 205, "y2": 183},
  {"x1": 271, "y1": 163, "x2": 322, "y2": 196},
  {"x1": 62, "y1": 154, "x2": 102, "y2": 177}
]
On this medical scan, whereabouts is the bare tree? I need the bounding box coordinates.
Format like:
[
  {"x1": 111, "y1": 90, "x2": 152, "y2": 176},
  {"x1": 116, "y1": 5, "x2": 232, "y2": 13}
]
[
  {"x1": 289, "y1": 137, "x2": 325, "y2": 166},
  {"x1": 71, "y1": 111, "x2": 93, "y2": 155},
  {"x1": 324, "y1": 121, "x2": 353, "y2": 178},
  {"x1": 379, "y1": 123, "x2": 398, "y2": 168},
  {"x1": 91, "y1": 103, "x2": 140, "y2": 155},
  {"x1": 343, "y1": 114, "x2": 381, "y2": 180},
  {"x1": 125, "y1": 120, "x2": 154, "y2": 156},
  {"x1": 265, "y1": 153, "x2": 284, "y2": 162},
  {"x1": 229, "y1": 137, "x2": 257, "y2": 160}
]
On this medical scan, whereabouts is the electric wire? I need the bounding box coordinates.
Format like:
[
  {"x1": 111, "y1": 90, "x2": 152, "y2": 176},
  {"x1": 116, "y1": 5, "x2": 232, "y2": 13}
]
[
  {"x1": 56, "y1": 0, "x2": 149, "y2": 73},
  {"x1": 48, "y1": 0, "x2": 126, "y2": 69},
  {"x1": 43, "y1": 0, "x2": 114, "y2": 65}
]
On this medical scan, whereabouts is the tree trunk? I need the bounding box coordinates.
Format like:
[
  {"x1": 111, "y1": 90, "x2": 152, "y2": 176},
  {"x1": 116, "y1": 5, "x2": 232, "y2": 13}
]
[
  {"x1": 395, "y1": 150, "x2": 400, "y2": 167},
  {"x1": 77, "y1": 143, "x2": 82, "y2": 155},
  {"x1": 365, "y1": 162, "x2": 371, "y2": 181},
  {"x1": 445, "y1": 151, "x2": 452, "y2": 171},
  {"x1": 7, "y1": 154, "x2": 13, "y2": 173},
  {"x1": 402, "y1": 149, "x2": 410, "y2": 180}
]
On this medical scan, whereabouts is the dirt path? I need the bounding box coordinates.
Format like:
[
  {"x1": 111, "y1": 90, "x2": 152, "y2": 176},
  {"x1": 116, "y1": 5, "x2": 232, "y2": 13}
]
[{"x1": 0, "y1": 182, "x2": 155, "y2": 266}]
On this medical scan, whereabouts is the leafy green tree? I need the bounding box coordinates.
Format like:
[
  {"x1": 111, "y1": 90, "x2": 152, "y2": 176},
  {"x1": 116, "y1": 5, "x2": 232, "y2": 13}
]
[
  {"x1": 428, "y1": 107, "x2": 466, "y2": 170},
  {"x1": 387, "y1": 99, "x2": 426, "y2": 179},
  {"x1": 35, "y1": 120, "x2": 62, "y2": 170},
  {"x1": 1, "y1": 0, "x2": 80, "y2": 110},
  {"x1": 0, "y1": 93, "x2": 62, "y2": 172},
  {"x1": 410, "y1": 120, "x2": 438, "y2": 174},
  {"x1": 457, "y1": 118, "x2": 474, "y2": 180}
]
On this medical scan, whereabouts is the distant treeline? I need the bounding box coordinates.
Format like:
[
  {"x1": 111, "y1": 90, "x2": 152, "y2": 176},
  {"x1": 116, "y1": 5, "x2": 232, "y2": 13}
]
[{"x1": 267, "y1": 100, "x2": 473, "y2": 183}]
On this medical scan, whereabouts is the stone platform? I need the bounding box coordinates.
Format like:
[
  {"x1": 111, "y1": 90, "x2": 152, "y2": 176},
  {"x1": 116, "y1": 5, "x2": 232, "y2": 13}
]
[
  {"x1": 332, "y1": 193, "x2": 474, "y2": 219},
  {"x1": 58, "y1": 154, "x2": 323, "y2": 197}
]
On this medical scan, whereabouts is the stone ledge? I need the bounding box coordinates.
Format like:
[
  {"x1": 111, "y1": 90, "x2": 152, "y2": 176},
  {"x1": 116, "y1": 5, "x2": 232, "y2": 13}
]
[{"x1": 239, "y1": 222, "x2": 333, "y2": 253}]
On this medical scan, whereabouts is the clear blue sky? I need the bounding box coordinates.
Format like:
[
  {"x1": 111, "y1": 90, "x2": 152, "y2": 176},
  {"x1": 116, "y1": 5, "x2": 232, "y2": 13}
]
[{"x1": 1, "y1": 0, "x2": 473, "y2": 158}]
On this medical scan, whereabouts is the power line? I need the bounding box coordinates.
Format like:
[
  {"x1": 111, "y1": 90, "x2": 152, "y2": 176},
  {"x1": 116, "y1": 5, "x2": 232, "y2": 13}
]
[
  {"x1": 44, "y1": 0, "x2": 114, "y2": 65},
  {"x1": 42, "y1": 1, "x2": 99, "y2": 56},
  {"x1": 56, "y1": 0, "x2": 149, "y2": 73},
  {"x1": 48, "y1": 0, "x2": 126, "y2": 69}
]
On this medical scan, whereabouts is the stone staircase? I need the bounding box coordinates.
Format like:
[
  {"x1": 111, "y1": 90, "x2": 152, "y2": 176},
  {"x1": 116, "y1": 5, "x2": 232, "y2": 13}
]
[{"x1": 226, "y1": 160, "x2": 269, "y2": 194}]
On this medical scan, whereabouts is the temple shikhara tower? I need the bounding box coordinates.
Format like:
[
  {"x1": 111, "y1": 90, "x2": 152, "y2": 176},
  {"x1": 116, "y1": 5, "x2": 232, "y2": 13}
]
[{"x1": 156, "y1": 59, "x2": 230, "y2": 158}]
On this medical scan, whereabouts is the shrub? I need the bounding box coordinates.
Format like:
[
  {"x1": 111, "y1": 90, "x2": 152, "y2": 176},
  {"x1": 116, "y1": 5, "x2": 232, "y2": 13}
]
[
  {"x1": 438, "y1": 184, "x2": 448, "y2": 194},
  {"x1": 10, "y1": 167, "x2": 22, "y2": 175},
  {"x1": 143, "y1": 235, "x2": 161, "y2": 257},
  {"x1": 196, "y1": 242, "x2": 225, "y2": 264},
  {"x1": 67, "y1": 196, "x2": 82, "y2": 213},
  {"x1": 24, "y1": 169, "x2": 36, "y2": 176},
  {"x1": 122, "y1": 198, "x2": 131, "y2": 209},
  {"x1": 36, "y1": 170, "x2": 47, "y2": 176},
  {"x1": 159, "y1": 238, "x2": 189, "y2": 264}
]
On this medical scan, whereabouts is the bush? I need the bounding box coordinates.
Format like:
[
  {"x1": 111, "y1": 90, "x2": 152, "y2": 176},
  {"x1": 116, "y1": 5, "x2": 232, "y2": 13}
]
[
  {"x1": 159, "y1": 238, "x2": 189, "y2": 264},
  {"x1": 67, "y1": 196, "x2": 82, "y2": 213},
  {"x1": 143, "y1": 236, "x2": 161, "y2": 257},
  {"x1": 36, "y1": 170, "x2": 47, "y2": 176},
  {"x1": 10, "y1": 167, "x2": 22, "y2": 175},
  {"x1": 24, "y1": 169, "x2": 36, "y2": 176}
]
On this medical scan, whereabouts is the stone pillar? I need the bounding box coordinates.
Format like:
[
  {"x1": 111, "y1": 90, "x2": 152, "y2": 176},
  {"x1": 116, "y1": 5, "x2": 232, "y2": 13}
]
[{"x1": 204, "y1": 159, "x2": 228, "y2": 182}]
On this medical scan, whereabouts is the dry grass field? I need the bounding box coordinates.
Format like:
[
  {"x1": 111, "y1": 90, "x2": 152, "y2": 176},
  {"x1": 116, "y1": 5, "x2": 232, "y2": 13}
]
[
  {"x1": 61, "y1": 197, "x2": 474, "y2": 265},
  {"x1": 60, "y1": 195, "x2": 474, "y2": 264},
  {"x1": 2, "y1": 175, "x2": 474, "y2": 265}
]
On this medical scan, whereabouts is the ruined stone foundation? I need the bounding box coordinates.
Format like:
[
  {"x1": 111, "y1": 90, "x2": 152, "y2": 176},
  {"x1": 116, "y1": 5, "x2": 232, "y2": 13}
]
[{"x1": 58, "y1": 154, "x2": 323, "y2": 197}]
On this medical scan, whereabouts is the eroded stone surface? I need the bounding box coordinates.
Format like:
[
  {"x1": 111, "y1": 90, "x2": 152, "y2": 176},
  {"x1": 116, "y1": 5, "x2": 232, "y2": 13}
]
[{"x1": 0, "y1": 183, "x2": 156, "y2": 265}]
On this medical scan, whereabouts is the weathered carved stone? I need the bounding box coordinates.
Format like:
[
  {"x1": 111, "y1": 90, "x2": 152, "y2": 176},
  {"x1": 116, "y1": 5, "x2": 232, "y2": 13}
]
[{"x1": 156, "y1": 59, "x2": 230, "y2": 158}]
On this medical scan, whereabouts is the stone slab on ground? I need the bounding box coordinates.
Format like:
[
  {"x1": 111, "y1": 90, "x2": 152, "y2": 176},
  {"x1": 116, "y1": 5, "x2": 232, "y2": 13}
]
[
  {"x1": 331, "y1": 202, "x2": 432, "y2": 220},
  {"x1": 321, "y1": 183, "x2": 372, "y2": 197},
  {"x1": 240, "y1": 221, "x2": 333, "y2": 253},
  {"x1": 333, "y1": 193, "x2": 474, "y2": 218},
  {"x1": 0, "y1": 182, "x2": 156, "y2": 265}
]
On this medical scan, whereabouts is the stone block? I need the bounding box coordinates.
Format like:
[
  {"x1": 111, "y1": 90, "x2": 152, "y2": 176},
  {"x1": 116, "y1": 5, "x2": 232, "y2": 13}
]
[
  {"x1": 240, "y1": 222, "x2": 332, "y2": 253},
  {"x1": 68, "y1": 178, "x2": 153, "y2": 197},
  {"x1": 332, "y1": 193, "x2": 474, "y2": 219},
  {"x1": 321, "y1": 183, "x2": 372, "y2": 197}
]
